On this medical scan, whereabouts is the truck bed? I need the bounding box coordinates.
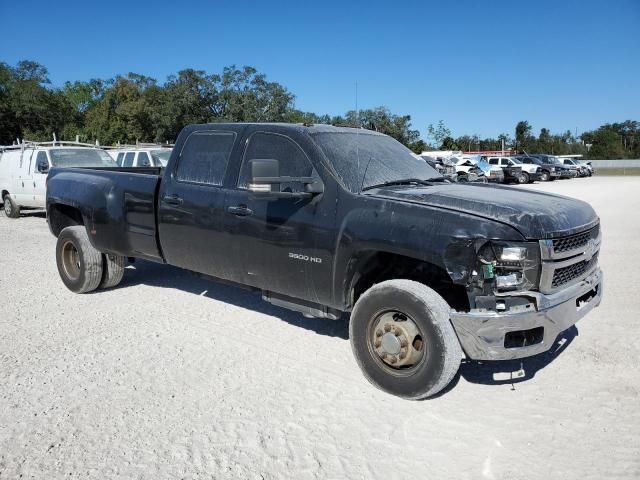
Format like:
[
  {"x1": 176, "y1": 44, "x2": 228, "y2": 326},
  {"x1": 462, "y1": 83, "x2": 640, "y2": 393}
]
[{"x1": 46, "y1": 166, "x2": 164, "y2": 262}]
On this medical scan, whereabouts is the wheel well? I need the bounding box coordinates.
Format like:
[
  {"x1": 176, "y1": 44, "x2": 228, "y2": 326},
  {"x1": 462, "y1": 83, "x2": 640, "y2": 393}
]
[
  {"x1": 350, "y1": 252, "x2": 470, "y2": 312},
  {"x1": 49, "y1": 204, "x2": 84, "y2": 236},
  {"x1": 1, "y1": 190, "x2": 8, "y2": 200}
]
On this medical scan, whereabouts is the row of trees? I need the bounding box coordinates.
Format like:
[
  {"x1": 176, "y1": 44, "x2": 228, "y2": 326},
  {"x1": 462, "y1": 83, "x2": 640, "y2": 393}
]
[{"x1": 1, "y1": 60, "x2": 637, "y2": 159}]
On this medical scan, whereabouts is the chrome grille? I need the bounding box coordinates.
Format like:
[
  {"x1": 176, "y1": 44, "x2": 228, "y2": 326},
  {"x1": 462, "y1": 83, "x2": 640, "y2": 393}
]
[
  {"x1": 539, "y1": 224, "x2": 601, "y2": 293},
  {"x1": 551, "y1": 253, "x2": 599, "y2": 288},
  {"x1": 552, "y1": 225, "x2": 600, "y2": 253}
]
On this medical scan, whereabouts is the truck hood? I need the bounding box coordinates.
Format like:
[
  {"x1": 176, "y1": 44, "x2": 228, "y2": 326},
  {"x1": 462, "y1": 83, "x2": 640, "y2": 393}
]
[{"x1": 368, "y1": 183, "x2": 598, "y2": 239}]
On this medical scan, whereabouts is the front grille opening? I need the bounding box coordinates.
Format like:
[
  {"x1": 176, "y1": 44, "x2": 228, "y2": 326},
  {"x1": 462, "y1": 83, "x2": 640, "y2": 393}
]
[
  {"x1": 552, "y1": 224, "x2": 599, "y2": 253},
  {"x1": 551, "y1": 253, "x2": 598, "y2": 288},
  {"x1": 504, "y1": 327, "x2": 544, "y2": 349}
]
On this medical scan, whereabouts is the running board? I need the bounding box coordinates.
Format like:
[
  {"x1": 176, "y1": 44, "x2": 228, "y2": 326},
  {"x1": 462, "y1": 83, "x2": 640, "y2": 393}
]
[{"x1": 262, "y1": 292, "x2": 341, "y2": 320}]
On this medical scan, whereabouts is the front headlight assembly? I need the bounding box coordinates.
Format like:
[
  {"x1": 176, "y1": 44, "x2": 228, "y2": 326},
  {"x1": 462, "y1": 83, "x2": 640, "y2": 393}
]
[{"x1": 477, "y1": 242, "x2": 540, "y2": 291}]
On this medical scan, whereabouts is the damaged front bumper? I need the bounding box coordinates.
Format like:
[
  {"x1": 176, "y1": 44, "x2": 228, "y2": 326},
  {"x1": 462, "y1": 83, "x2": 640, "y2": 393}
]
[{"x1": 450, "y1": 268, "x2": 603, "y2": 361}]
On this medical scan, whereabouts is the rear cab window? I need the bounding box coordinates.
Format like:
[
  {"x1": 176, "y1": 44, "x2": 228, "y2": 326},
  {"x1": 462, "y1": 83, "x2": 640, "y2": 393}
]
[{"x1": 176, "y1": 131, "x2": 236, "y2": 186}]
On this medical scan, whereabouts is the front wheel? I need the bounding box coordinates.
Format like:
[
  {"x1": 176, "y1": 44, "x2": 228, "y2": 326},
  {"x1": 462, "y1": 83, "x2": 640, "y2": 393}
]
[
  {"x1": 349, "y1": 280, "x2": 462, "y2": 400},
  {"x1": 518, "y1": 172, "x2": 530, "y2": 184},
  {"x1": 56, "y1": 226, "x2": 104, "y2": 293},
  {"x1": 540, "y1": 170, "x2": 551, "y2": 182},
  {"x1": 3, "y1": 195, "x2": 20, "y2": 218}
]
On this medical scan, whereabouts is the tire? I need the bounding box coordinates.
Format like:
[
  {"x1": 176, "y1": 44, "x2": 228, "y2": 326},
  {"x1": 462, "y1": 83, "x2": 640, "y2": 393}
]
[
  {"x1": 3, "y1": 195, "x2": 20, "y2": 218},
  {"x1": 100, "y1": 253, "x2": 126, "y2": 289},
  {"x1": 457, "y1": 175, "x2": 468, "y2": 183},
  {"x1": 349, "y1": 280, "x2": 462, "y2": 400},
  {"x1": 540, "y1": 170, "x2": 551, "y2": 182},
  {"x1": 518, "y1": 172, "x2": 529, "y2": 184},
  {"x1": 56, "y1": 226, "x2": 104, "y2": 293}
]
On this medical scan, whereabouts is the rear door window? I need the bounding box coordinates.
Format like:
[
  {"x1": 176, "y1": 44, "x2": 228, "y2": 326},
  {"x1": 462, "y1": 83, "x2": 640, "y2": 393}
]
[
  {"x1": 176, "y1": 131, "x2": 236, "y2": 186},
  {"x1": 123, "y1": 152, "x2": 135, "y2": 167},
  {"x1": 116, "y1": 152, "x2": 124, "y2": 166},
  {"x1": 137, "y1": 152, "x2": 151, "y2": 166}
]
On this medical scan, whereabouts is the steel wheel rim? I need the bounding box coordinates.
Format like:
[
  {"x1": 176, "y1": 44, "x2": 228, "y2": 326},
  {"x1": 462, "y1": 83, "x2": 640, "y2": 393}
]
[
  {"x1": 61, "y1": 240, "x2": 81, "y2": 281},
  {"x1": 367, "y1": 310, "x2": 427, "y2": 377},
  {"x1": 4, "y1": 199, "x2": 11, "y2": 215}
]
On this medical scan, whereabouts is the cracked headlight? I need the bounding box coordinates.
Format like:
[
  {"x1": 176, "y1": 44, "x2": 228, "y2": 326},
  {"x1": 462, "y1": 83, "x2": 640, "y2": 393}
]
[{"x1": 478, "y1": 242, "x2": 541, "y2": 291}]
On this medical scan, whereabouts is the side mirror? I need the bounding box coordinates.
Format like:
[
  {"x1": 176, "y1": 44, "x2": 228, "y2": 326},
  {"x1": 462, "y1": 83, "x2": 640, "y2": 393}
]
[
  {"x1": 248, "y1": 159, "x2": 324, "y2": 199},
  {"x1": 37, "y1": 159, "x2": 49, "y2": 174},
  {"x1": 249, "y1": 158, "x2": 280, "y2": 193}
]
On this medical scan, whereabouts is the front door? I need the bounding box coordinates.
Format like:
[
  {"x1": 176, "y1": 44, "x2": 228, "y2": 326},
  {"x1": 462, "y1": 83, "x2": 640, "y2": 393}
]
[
  {"x1": 224, "y1": 131, "x2": 327, "y2": 301},
  {"x1": 32, "y1": 150, "x2": 49, "y2": 207},
  {"x1": 158, "y1": 129, "x2": 238, "y2": 280}
]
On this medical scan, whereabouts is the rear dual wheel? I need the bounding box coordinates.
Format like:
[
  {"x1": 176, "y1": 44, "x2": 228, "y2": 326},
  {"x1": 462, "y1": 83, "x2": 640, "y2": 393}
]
[
  {"x1": 350, "y1": 280, "x2": 462, "y2": 400},
  {"x1": 56, "y1": 226, "x2": 126, "y2": 293}
]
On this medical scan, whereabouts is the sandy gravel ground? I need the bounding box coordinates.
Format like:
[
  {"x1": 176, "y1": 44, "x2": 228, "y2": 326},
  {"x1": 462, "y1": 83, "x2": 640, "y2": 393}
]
[{"x1": 0, "y1": 176, "x2": 638, "y2": 479}]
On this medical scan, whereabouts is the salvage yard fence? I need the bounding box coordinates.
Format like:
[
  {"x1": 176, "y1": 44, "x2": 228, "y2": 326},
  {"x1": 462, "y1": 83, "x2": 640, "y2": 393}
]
[{"x1": 590, "y1": 159, "x2": 640, "y2": 176}]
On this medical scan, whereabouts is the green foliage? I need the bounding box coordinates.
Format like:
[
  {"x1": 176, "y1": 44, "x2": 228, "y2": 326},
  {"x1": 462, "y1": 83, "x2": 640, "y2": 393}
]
[
  {"x1": 344, "y1": 107, "x2": 421, "y2": 149},
  {"x1": 426, "y1": 120, "x2": 451, "y2": 149},
  {"x1": 580, "y1": 121, "x2": 639, "y2": 159}
]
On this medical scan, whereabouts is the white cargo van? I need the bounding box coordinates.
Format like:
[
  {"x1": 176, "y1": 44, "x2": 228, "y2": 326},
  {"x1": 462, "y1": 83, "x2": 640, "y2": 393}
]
[
  {"x1": 0, "y1": 142, "x2": 116, "y2": 218},
  {"x1": 106, "y1": 145, "x2": 172, "y2": 167}
]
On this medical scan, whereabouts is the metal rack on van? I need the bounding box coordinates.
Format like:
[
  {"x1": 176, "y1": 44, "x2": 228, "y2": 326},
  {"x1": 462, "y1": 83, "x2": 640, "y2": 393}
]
[
  {"x1": 103, "y1": 140, "x2": 175, "y2": 150},
  {"x1": 1, "y1": 136, "x2": 102, "y2": 152}
]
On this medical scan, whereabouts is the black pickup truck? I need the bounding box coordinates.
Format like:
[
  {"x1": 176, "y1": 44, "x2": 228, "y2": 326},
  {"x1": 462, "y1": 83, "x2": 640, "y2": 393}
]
[{"x1": 46, "y1": 123, "x2": 603, "y2": 399}]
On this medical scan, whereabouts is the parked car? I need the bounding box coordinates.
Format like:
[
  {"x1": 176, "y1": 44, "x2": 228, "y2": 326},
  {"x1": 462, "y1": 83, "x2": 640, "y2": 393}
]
[
  {"x1": 0, "y1": 141, "x2": 116, "y2": 218},
  {"x1": 562, "y1": 158, "x2": 590, "y2": 177},
  {"x1": 580, "y1": 161, "x2": 594, "y2": 176},
  {"x1": 418, "y1": 154, "x2": 458, "y2": 181},
  {"x1": 514, "y1": 155, "x2": 561, "y2": 181},
  {"x1": 46, "y1": 123, "x2": 603, "y2": 400},
  {"x1": 531, "y1": 154, "x2": 575, "y2": 179},
  {"x1": 483, "y1": 156, "x2": 531, "y2": 184},
  {"x1": 106, "y1": 145, "x2": 172, "y2": 167},
  {"x1": 451, "y1": 156, "x2": 494, "y2": 182}
]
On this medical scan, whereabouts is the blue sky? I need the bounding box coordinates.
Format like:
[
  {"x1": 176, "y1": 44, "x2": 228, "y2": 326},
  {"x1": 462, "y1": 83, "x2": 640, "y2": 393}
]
[{"x1": 1, "y1": 0, "x2": 638, "y2": 139}]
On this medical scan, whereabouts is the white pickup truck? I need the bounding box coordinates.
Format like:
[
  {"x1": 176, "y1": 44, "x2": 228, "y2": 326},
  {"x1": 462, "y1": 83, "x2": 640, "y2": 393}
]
[{"x1": 0, "y1": 141, "x2": 116, "y2": 218}]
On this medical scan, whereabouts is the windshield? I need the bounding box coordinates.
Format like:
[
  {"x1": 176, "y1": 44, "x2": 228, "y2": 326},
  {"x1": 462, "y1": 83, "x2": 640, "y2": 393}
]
[
  {"x1": 509, "y1": 157, "x2": 522, "y2": 164},
  {"x1": 49, "y1": 148, "x2": 117, "y2": 167},
  {"x1": 310, "y1": 131, "x2": 441, "y2": 193},
  {"x1": 151, "y1": 149, "x2": 172, "y2": 166}
]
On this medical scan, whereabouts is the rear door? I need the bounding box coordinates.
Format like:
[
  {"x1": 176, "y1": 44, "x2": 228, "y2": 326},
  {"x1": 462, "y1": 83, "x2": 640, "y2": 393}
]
[
  {"x1": 15, "y1": 149, "x2": 35, "y2": 207},
  {"x1": 158, "y1": 129, "x2": 238, "y2": 280}
]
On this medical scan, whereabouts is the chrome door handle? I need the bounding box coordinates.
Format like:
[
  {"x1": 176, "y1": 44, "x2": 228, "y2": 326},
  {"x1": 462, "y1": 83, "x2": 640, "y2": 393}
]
[
  {"x1": 227, "y1": 205, "x2": 253, "y2": 217},
  {"x1": 162, "y1": 194, "x2": 183, "y2": 206}
]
